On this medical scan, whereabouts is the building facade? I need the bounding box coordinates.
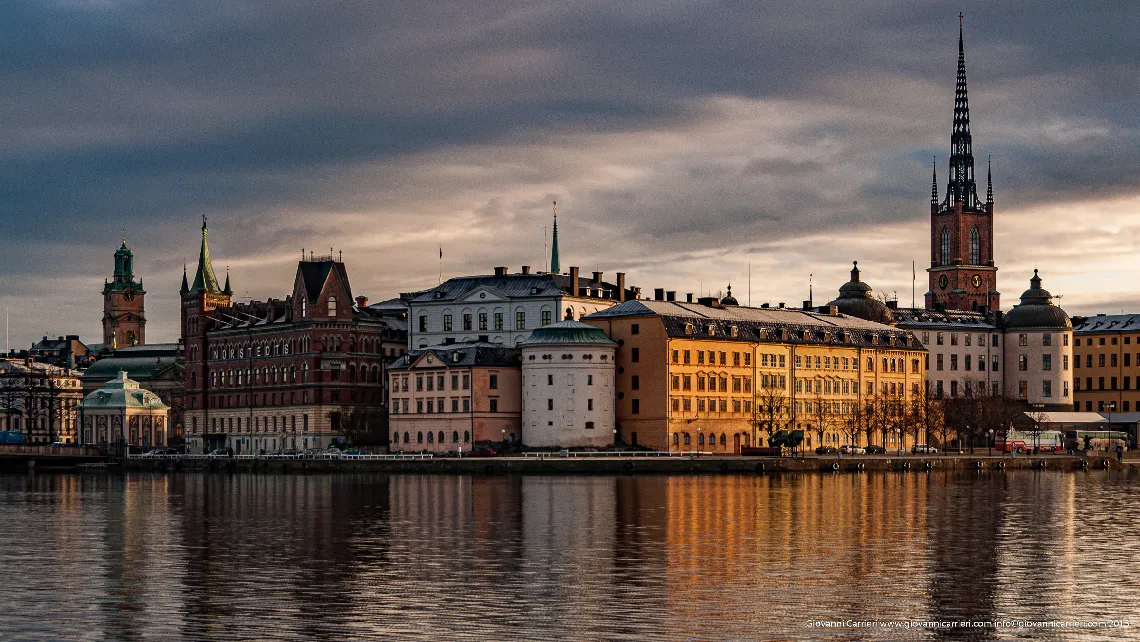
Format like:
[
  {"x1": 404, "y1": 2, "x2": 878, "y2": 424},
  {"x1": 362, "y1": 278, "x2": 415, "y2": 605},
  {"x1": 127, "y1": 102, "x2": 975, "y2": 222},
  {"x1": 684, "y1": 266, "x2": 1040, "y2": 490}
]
[
  {"x1": 103, "y1": 239, "x2": 147, "y2": 348},
  {"x1": 520, "y1": 320, "x2": 617, "y2": 449},
  {"x1": 0, "y1": 359, "x2": 83, "y2": 443},
  {"x1": 585, "y1": 294, "x2": 927, "y2": 453},
  {"x1": 999, "y1": 271, "x2": 1072, "y2": 408},
  {"x1": 405, "y1": 266, "x2": 638, "y2": 348},
  {"x1": 926, "y1": 21, "x2": 999, "y2": 313},
  {"x1": 1070, "y1": 314, "x2": 1140, "y2": 413},
  {"x1": 81, "y1": 343, "x2": 185, "y2": 442},
  {"x1": 388, "y1": 343, "x2": 521, "y2": 453},
  {"x1": 181, "y1": 222, "x2": 405, "y2": 453},
  {"x1": 79, "y1": 371, "x2": 169, "y2": 448}
]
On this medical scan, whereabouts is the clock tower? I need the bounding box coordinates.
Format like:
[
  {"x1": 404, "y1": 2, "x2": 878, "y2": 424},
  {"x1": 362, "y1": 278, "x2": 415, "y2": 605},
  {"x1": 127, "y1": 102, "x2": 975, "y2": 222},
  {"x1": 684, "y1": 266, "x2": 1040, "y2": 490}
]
[
  {"x1": 925, "y1": 16, "x2": 1000, "y2": 313},
  {"x1": 102, "y1": 238, "x2": 146, "y2": 348}
]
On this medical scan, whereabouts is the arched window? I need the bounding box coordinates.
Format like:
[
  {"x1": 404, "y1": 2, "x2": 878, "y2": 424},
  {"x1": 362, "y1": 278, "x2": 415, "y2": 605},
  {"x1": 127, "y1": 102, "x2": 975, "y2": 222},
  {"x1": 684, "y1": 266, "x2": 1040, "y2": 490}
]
[
  {"x1": 698, "y1": 434, "x2": 705, "y2": 446},
  {"x1": 969, "y1": 226, "x2": 981, "y2": 265},
  {"x1": 427, "y1": 431, "x2": 434, "y2": 443},
  {"x1": 327, "y1": 296, "x2": 337, "y2": 317},
  {"x1": 940, "y1": 227, "x2": 951, "y2": 265},
  {"x1": 438, "y1": 431, "x2": 445, "y2": 443},
  {"x1": 683, "y1": 433, "x2": 691, "y2": 445},
  {"x1": 393, "y1": 432, "x2": 399, "y2": 444},
  {"x1": 463, "y1": 431, "x2": 470, "y2": 443},
  {"x1": 403, "y1": 432, "x2": 409, "y2": 444},
  {"x1": 707, "y1": 433, "x2": 715, "y2": 448},
  {"x1": 417, "y1": 431, "x2": 423, "y2": 444},
  {"x1": 453, "y1": 431, "x2": 459, "y2": 443},
  {"x1": 720, "y1": 434, "x2": 726, "y2": 446}
]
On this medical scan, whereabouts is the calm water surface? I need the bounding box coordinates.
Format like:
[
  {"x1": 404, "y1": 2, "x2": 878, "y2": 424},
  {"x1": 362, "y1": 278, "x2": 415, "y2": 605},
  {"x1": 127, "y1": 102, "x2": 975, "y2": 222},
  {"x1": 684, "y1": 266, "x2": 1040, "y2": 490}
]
[{"x1": 0, "y1": 470, "x2": 1137, "y2": 641}]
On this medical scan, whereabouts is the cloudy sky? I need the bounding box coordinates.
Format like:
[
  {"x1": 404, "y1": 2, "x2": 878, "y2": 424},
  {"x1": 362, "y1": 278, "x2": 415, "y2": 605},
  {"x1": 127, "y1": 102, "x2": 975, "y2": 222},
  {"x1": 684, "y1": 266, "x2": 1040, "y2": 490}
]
[{"x1": 2, "y1": 1, "x2": 1138, "y2": 348}]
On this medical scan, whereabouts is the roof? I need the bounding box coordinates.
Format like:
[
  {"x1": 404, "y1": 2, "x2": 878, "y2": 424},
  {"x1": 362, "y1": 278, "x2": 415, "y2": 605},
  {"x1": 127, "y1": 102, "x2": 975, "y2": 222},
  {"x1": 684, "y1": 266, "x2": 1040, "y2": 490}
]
[
  {"x1": 299, "y1": 260, "x2": 336, "y2": 304},
  {"x1": 587, "y1": 300, "x2": 923, "y2": 348},
  {"x1": 190, "y1": 220, "x2": 222, "y2": 294},
  {"x1": 81, "y1": 371, "x2": 169, "y2": 410},
  {"x1": 389, "y1": 342, "x2": 522, "y2": 370},
  {"x1": 826, "y1": 261, "x2": 893, "y2": 325},
  {"x1": 406, "y1": 272, "x2": 633, "y2": 304},
  {"x1": 520, "y1": 320, "x2": 617, "y2": 346},
  {"x1": 1003, "y1": 270, "x2": 1071, "y2": 330},
  {"x1": 1072, "y1": 314, "x2": 1140, "y2": 334},
  {"x1": 893, "y1": 307, "x2": 996, "y2": 330},
  {"x1": 1026, "y1": 412, "x2": 1107, "y2": 424},
  {"x1": 81, "y1": 355, "x2": 182, "y2": 382},
  {"x1": 367, "y1": 297, "x2": 409, "y2": 312},
  {"x1": 112, "y1": 343, "x2": 180, "y2": 355}
]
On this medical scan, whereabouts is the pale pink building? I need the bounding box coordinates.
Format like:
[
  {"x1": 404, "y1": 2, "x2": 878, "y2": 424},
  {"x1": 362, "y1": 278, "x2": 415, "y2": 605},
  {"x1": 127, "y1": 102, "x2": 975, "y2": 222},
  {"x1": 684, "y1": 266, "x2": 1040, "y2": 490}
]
[{"x1": 388, "y1": 342, "x2": 521, "y2": 453}]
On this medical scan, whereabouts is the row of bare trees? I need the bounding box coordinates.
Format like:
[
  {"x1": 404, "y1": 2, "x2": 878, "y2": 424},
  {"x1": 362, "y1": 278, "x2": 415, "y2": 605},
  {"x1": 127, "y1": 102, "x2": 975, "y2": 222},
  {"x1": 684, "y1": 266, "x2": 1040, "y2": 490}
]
[
  {"x1": 0, "y1": 366, "x2": 82, "y2": 443},
  {"x1": 751, "y1": 377, "x2": 1024, "y2": 452}
]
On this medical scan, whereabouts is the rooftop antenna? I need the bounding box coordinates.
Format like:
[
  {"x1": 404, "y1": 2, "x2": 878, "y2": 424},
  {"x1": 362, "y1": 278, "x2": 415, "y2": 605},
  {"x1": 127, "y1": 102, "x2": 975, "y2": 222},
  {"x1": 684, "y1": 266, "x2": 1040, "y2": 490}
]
[
  {"x1": 748, "y1": 261, "x2": 751, "y2": 307},
  {"x1": 438, "y1": 244, "x2": 443, "y2": 285},
  {"x1": 912, "y1": 260, "x2": 916, "y2": 309},
  {"x1": 302, "y1": 247, "x2": 305, "y2": 261}
]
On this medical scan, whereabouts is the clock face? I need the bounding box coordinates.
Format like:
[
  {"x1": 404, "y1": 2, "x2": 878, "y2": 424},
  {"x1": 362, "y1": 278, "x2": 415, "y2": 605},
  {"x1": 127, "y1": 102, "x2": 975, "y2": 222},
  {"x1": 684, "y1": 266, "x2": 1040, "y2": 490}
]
[
  {"x1": 971, "y1": 274, "x2": 982, "y2": 289},
  {"x1": 124, "y1": 288, "x2": 135, "y2": 301},
  {"x1": 938, "y1": 275, "x2": 948, "y2": 290}
]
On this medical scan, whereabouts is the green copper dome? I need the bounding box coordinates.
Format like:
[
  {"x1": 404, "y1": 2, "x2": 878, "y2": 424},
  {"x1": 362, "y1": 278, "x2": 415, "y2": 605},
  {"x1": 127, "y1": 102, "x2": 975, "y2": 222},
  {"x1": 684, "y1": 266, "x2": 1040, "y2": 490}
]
[{"x1": 520, "y1": 320, "x2": 616, "y2": 346}]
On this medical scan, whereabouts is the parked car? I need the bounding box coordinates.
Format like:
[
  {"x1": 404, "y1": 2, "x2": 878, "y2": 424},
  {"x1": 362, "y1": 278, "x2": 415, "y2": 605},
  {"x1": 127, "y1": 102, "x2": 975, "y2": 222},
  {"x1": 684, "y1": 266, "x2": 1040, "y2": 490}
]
[
  {"x1": 49, "y1": 441, "x2": 70, "y2": 448},
  {"x1": 341, "y1": 448, "x2": 365, "y2": 455},
  {"x1": 815, "y1": 446, "x2": 838, "y2": 455},
  {"x1": 467, "y1": 447, "x2": 497, "y2": 457},
  {"x1": 865, "y1": 445, "x2": 886, "y2": 455},
  {"x1": 840, "y1": 445, "x2": 865, "y2": 455},
  {"x1": 207, "y1": 447, "x2": 234, "y2": 458},
  {"x1": 141, "y1": 447, "x2": 175, "y2": 457},
  {"x1": 911, "y1": 444, "x2": 938, "y2": 454}
]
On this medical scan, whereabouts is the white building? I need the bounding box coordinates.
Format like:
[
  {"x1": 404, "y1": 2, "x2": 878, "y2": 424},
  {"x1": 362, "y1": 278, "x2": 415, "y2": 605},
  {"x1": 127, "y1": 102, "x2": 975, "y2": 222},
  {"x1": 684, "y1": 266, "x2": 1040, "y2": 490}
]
[
  {"x1": 999, "y1": 270, "x2": 1073, "y2": 407},
  {"x1": 521, "y1": 321, "x2": 617, "y2": 448},
  {"x1": 79, "y1": 371, "x2": 170, "y2": 448},
  {"x1": 405, "y1": 266, "x2": 637, "y2": 349},
  {"x1": 894, "y1": 309, "x2": 1003, "y2": 399}
]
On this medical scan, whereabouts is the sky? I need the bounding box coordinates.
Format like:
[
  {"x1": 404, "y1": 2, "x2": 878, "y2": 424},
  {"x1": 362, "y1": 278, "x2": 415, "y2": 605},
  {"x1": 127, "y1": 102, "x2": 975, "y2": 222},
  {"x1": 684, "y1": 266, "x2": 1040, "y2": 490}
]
[{"x1": 2, "y1": 1, "x2": 1139, "y2": 349}]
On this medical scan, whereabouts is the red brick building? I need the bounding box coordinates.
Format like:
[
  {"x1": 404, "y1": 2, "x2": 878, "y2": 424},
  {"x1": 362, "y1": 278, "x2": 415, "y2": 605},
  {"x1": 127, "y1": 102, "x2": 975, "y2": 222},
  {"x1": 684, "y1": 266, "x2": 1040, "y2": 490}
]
[{"x1": 181, "y1": 220, "x2": 406, "y2": 453}]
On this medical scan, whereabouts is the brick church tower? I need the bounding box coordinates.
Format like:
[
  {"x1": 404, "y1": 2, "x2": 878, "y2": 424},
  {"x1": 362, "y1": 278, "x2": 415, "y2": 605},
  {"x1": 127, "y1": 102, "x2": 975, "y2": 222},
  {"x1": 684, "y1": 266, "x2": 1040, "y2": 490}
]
[
  {"x1": 180, "y1": 218, "x2": 233, "y2": 430},
  {"x1": 102, "y1": 237, "x2": 146, "y2": 348},
  {"x1": 925, "y1": 16, "x2": 1000, "y2": 313}
]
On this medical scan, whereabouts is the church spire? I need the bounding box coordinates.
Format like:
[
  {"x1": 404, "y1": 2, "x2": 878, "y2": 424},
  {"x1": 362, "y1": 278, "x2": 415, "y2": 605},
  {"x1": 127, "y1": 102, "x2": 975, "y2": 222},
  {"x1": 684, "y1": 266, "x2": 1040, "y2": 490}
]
[
  {"x1": 190, "y1": 216, "x2": 222, "y2": 294},
  {"x1": 223, "y1": 267, "x2": 233, "y2": 295},
  {"x1": 986, "y1": 155, "x2": 994, "y2": 204},
  {"x1": 549, "y1": 200, "x2": 560, "y2": 274},
  {"x1": 180, "y1": 264, "x2": 189, "y2": 295},
  {"x1": 946, "y1": 13, "x2": 978, "y2": 209},
  {"x1": 931, "y1": 157, "x2": 938, "y2": 204}
]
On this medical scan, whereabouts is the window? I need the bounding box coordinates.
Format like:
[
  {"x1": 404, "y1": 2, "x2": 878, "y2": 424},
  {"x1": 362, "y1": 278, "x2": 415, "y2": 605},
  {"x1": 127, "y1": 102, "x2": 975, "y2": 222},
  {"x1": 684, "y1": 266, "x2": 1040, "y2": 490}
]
[
  {"x1": 951, "y1": 333, "x2": 958, "y2": 346},
  {"x1": 1063, "y1": 381, "x2": 1070, "y2": 397},
  {"x1": 940, "y1": 227, "x2": 950, "y2": 265},
  {"x1": 631, "y1": 375, "x2": 639, "y2": 390},
  {"x1": 683, "y1": 350, "x2": 691, "y2": 365},
  {"x1": 969, "y1": 226, "x2": 981, "y2": 264},
  {"x1": 479, "y1": 313, "x2": 487, "y2": 330},
  {"x1": 515, "y1": 311, "x2": 526, "y2": 330},
  {"x1": 541, "y1": 310, "x2": 551, "y2": 326},
  {"x1": 1043, "y1": 380, "x2": 1052, "y2": 398},
  {"x1": 631, "y1": 348, "x2": 640, "y2": 362},
  {"x1": 1043, "y1": 333, "x2": 1052, "y2": 346},
  {"x1": 937, "y1": 354, "x2": 944, "y2": 371},
  {"x1": 1018, "y1": 355, "x2": 1027, "y2": 371},
  {"x1": 631, "y1": 324, "x2": 639, "y2": 335},
  {"x1": 588, "y1": 374, "x2": 593, "y2": 386},
  {"x1": 1099, "y1": 354, "x2": 1106, "y2": 367},
  {"x1": 950, "y1": 354, "x2": 958, "y2": 371},
  {"x1": 490, "y1": 399, "x2": 499, "y2": 412},
  {"x1": 1019, "y1": 334, "x2": 1028, "y2": 347},
  {"x1": 494, "y1": 312, "x2": 503, "y2": 330},
  {"x1": 490, "y1": 375, "x2": 499, "y2": 389},
  {"x1": 328, "y1": 296, "x2": 337, "y2": 316},
  {"x1": 671, "y1": 350, "x2": 679, "y2": 364},
  {"x1": 443, "y1": 314, "x2": 453, "y2": 331},
  {"x1": 419, "y1": 316, "x2": 427, "y2": 332},
  {"x1": 463, "y1": 314, "x2": 472, "y2": 331},
  {"x1": 588, "y1": 399, "x2": 594, "y2": 411},
  {"x1": 992, "y1": 355, "x2": 999, "y2": 371},
  {"x1": 964, "y1": 355, "x2": 971, "y2": 371},
  {"x1": 1112, "y1": 353, "x2": 1118, "y2": 367},
  {"x1": 548, "y1": 399, "x2": 554, "y2": 410},
  {"x1": 1043, "y1": 354, "x2": 1052, "y2": 371},
  {"x1": 1018, "y1": 381, "x2": 1027, "y2": 399},
  {"x1": 631, "y1": 399, "x2": 640, "y2": 414},
  {"x1": 1063, "y1": 334, "x2": 1069, "y2": 346}
]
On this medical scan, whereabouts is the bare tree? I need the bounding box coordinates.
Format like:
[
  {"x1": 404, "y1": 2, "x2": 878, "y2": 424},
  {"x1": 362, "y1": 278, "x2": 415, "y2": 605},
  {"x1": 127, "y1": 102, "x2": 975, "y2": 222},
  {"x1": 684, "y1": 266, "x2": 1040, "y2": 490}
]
[
  {"x1": 809, "y1": 394, "x2": 837, "y2": 452},
  {"x1": 335, "y1": 406, "x2": 389, "y2": 449},
  {"x1": 756, "y1": 377, "x2": 789, "y2": 446}
]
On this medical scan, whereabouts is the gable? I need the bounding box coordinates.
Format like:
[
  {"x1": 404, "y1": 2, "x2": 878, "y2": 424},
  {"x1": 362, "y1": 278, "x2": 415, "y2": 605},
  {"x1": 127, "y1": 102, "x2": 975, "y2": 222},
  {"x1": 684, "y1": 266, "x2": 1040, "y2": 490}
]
[{"x1": 456, "y1": 285, "x2": 510, "y2": 304}]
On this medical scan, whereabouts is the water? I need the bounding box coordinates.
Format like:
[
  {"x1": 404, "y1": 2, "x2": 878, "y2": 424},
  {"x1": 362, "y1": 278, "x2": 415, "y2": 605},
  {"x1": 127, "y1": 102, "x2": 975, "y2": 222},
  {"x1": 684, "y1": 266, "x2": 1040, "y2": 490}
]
[{"x1": 0, "y1": 470, "x2": 1137, "y2": 641}]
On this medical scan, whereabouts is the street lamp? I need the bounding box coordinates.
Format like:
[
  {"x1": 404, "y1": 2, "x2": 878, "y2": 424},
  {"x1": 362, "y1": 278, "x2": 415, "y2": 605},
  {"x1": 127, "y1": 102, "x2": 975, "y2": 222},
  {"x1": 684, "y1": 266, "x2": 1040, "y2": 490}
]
[
  {"x1": 896, "y1": 429, "x2": 902, "y2": 457},
  {"x1": 987, "y1": 429, "x2": 993, "y2": 457}
]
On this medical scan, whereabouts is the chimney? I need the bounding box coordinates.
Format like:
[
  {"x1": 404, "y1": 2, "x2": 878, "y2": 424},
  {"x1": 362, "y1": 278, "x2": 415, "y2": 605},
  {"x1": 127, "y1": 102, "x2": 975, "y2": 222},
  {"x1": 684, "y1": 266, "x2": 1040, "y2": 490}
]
[
  {"x1": 654, "y1": 288, "x2": 665, "y2": 301},
  {"x1": 666, "y1": 291, "x2": 676, "y2": 302},
  {"x1": 761, "y1": 303, "x2": 769, "y2": 309},
  {"x1": 494, "y1": 266, "x2": 507, "y2": 276},
  {"x1": 616, "y1": 272, "x2": 626, "y2": 302},
  {"x1": 686, "y1": 293, "x2": 694, "y2": 303},
  {"x1": 592, "y1": 271, "x2": 602, "y2": 283},
  {"x1": 802, "y1": 300, "x2": 812, "y2": 310},
  {"x1": 355, "y1": 295, "x2": 369, "y2": 308},
  {"x1": 885, "y1": 300, "x2": 898, "y2": 310},
  {"x1": 521, "y1": 265, "x2": 531, "y2": 275},
  {"x1": 778, "y1": 302, "x2": 785, "y2": 308},
  {"x1": 569, "y1": 266, "x2": 580, "y2": 295}
]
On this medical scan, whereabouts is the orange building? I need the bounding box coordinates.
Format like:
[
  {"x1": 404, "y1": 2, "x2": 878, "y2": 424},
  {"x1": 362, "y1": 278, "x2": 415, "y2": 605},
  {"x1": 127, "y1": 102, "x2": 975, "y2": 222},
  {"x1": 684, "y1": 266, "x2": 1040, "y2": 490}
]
[
  {"x1": 1072, "y1": 314, "x2": 1140, "y2": 413},
  {"x1": 585, "y1": 293, "x2": 926, "y2": 452}
]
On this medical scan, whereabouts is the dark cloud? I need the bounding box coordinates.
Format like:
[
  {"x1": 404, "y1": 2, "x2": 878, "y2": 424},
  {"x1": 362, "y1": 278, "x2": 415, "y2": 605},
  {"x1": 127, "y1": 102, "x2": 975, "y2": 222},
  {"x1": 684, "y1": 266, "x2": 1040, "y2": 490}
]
[{"x1": 1, "y1": 0, "x2": 1138, "y2": 347}]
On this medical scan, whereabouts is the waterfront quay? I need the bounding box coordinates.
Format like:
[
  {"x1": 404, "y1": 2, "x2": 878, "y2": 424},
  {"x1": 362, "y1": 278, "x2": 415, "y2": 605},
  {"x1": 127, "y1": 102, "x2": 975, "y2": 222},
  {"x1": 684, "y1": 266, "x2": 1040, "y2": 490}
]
[{"x1": 117, "y1": 451, "x2": 1134, "y2": 476}]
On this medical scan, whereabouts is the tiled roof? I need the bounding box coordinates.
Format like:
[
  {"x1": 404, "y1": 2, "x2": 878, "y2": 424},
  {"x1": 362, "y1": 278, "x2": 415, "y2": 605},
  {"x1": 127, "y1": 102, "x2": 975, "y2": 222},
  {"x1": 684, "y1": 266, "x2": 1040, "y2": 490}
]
[
  {"x1": 1072, "y1": 314, "x2": 1140, "y2": 334},
  {"x1": 520, "y1": 320, "x2": 616, "y2": 346},
  {"x1": 587, "y1": 300, "x2": 923, "y2": 349},
  {"x1": 81, "y1": 356, "x2": 182, "y2": 381},
  {"x1": 406, "y1": 273, "x2": 632, "y2": 304},
  {"x1": 893, "y1": 307, "x2": 996, "y2": 330},
  {"x1": 389, "y1": 342, "x2": 522, "y2": 370}
]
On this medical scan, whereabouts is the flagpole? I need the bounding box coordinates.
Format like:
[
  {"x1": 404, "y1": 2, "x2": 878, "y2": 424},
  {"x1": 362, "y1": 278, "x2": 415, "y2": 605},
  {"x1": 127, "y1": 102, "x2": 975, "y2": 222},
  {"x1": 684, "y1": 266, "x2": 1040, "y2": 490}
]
[
  {"x1": 912, "y1": 260, "x2": 916, "y2": 309},
  {"x1": 439, "y1": 246, "x2": 443, "y2": 285}
]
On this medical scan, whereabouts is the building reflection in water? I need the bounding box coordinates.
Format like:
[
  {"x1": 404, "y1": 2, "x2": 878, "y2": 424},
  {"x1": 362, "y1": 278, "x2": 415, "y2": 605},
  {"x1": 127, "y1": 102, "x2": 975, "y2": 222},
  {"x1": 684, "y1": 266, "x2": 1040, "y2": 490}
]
[{"x1": 0, "y1": 470, "x2": 1136, "y2": 640}]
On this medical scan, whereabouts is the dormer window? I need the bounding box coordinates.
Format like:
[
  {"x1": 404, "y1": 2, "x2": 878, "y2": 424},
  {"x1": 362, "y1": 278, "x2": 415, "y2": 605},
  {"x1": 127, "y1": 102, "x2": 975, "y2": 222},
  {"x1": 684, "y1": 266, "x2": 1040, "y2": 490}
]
[
  {"x1": 707, "y1": 324, "x2": 716, "y2": 336},
  {"x1": 729, "y1": 325, "x2": 739, "y2": 337},
  {"x1": 327, "y1": 296, "x2": 337, "y2": 317},
  {"x1": 684, "y1": 322, "x2": 694, "y2": 335},
  {"x1": 301, "y1": 299, "x2": 307, "y2": 317}
]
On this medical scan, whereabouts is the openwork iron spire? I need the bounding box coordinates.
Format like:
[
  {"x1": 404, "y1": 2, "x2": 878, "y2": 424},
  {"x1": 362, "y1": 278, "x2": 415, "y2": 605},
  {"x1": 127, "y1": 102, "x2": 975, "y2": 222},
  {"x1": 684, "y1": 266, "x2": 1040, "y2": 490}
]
[
  {"x1": 946, "y1": 13, "x2": 979, "y2": 209},
  {"x1": 549, "y1": 201, "x2": 560, "y2": 274},
  {"x1": 931, "y1": 157, "x2": 938, "y2": 204},
  {"x1": 986, "y1": 155, "x2": 993, "y2": 204}
]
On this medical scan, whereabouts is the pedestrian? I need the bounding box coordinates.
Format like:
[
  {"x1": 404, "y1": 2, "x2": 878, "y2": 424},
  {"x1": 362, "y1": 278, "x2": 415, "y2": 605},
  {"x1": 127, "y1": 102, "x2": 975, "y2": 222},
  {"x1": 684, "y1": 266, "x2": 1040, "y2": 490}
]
[{"x1": 1117, "y1": 445, "x2": 1124, "y2": 463}]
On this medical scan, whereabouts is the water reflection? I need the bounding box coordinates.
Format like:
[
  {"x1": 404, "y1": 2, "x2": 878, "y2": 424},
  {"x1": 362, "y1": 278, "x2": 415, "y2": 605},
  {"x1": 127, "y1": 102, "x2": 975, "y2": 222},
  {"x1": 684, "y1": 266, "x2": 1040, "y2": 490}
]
[{"x1": 0, "y1": 470, "x2": 1136, "y2": 641}]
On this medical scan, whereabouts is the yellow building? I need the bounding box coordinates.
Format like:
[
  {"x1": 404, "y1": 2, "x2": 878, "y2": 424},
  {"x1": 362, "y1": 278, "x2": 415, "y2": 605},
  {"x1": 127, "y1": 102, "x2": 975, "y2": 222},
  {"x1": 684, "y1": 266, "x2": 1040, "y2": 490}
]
[
  {"x1": 585, "y1": 293, "x2": 926, "y2": 452},
  {"x1": 1072, "y1": 314, "x2": 1140, "y2": 413}
]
